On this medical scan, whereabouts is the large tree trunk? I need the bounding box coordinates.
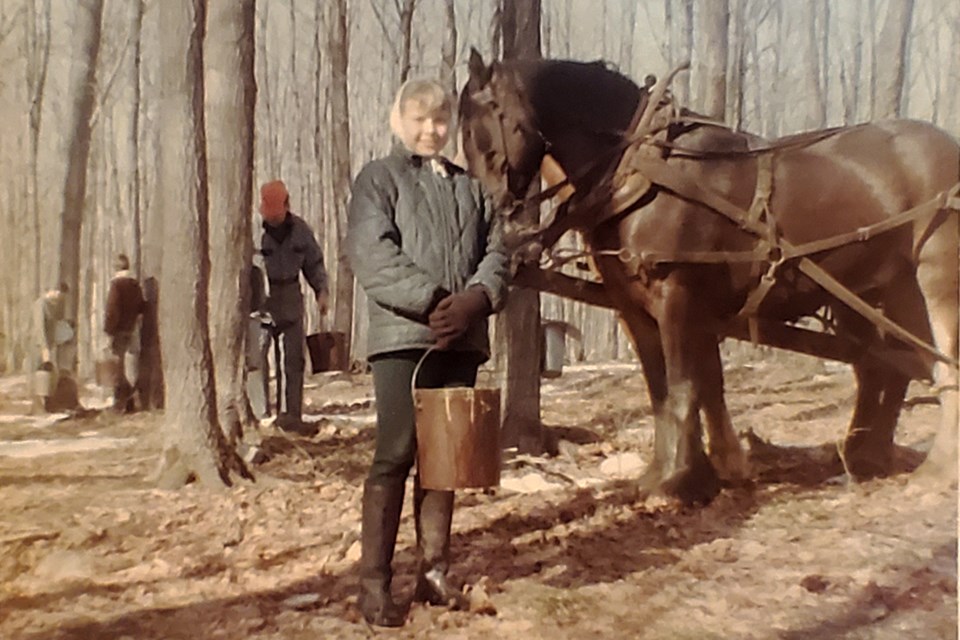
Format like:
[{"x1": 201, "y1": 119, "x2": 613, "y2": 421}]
[
  {"x1": 58, "y1": 0, "x2": 104, "y2": 373},
  {"x1": 155, "y1": 0, "x2": 247, "y2": 489},
  {"x1": 499, "y1": 0, "x2": 543, "y2": 454},
  {"x1": 692, "y1": 0, "x2": 728, "y2": 121},
  {"x1": 325, "y1": 0, "x2": 355, "y2": 364},
  {"x1": 205, "y1": 0, "x2": 256, "y2": 446},
  {"x1": 873, "y1": 0, "x2": 914, "y2": 118}
]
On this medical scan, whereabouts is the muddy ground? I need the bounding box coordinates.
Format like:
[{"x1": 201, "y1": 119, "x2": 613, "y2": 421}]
[{"x1": 0, "y1": 350, "x2": 956, "y2": 639}]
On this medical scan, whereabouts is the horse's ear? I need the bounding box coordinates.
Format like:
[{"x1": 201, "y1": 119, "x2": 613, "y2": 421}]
[{"x1": 468, "y1": 47, "x2": 492, "y2": 87}]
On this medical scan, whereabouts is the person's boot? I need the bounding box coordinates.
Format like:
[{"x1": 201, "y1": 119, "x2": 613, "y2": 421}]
[
  {"x1": 358, "y1": 478, "x2": 407, "y2": 627},
  {"x1": 412, "y1": 479, "x2": 468, "y2": 609}
]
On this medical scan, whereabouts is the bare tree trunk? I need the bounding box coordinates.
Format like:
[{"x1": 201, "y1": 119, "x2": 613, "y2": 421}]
[
  {"x1": 499, "y1": 0, "x2": 543, "y2": 454},
  {"x1": 692, "y1": 0, "x2": 728, "y2": 121},
  {"x1": 156, "y1": 0, "x2": 247, "y2": 489},
  {"x1": 502, "y1": 0, "x2": 540, "y2": 59},
  {"x1": 325, "y1": 0, "x2": 355, "y2": 363},
  {"x1": 206, "y1": 0, "x2": 256, "y2": 446},
  {"x1": 800, "y1": 0, "x2": 825, "y2": 128},
  {"x1": 874, "y1": 0, "x2": 915, "y2": 118},
  {"x1": 673, "y1": 0, "x2": 694, "y2": 104},
  {"x1": 129, "y1": 0, "x2": 144, "y2": 276},
  {"x1": 618, "y1": 1, "x2": 636, "y2": 76},
  {"x1": 398, "y1": 0, "x2": 416, "y2": 83},
  {"x1": 490, "y1": 0, "x2": 503, "y2": 60},
  {"x1": 727, "y1": 0, "x2": 746, "y2": 130},
  {"x1": 138, "y1": 4, "x2": 164, "y2": 409},
  {"x1": 840, "y1": 0, "x2": 863, "y2": 124},
  {"x1": 58, "y1": 0, "x2": 104, "y2": 374},
  {"x1": 25, "y1": 0, "x2": 51, "y2": 299},
  {"x1": 440, "y1": 0, "x2": 457, "y2": 105}
]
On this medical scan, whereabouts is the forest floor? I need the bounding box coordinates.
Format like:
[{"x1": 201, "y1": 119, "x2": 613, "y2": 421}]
[{"x1": 0, "y1": 350, "x2": 956, "y2": 640}]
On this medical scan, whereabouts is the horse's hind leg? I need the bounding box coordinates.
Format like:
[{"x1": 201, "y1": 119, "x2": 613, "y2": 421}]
[
  {"x1": 840, "y1": 272, "x2": 933, "y2": 480},
  {"x1": 842, "y1": 360, "x2": 908, "y2": 480},
  {"x1": 914, "y1": 217, "x2": 959, "y2": 481}
]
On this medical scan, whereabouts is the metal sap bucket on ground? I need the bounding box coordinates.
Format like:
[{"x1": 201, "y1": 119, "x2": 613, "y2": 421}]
[
  {"x1": 95, "y1": 359, "x2": 119, "y2": 387},
  {"x1": 414, "y1": 387, "x2": 501, "y2": 490},
  {"x1": 306, "y1": 331, "x2": 348, "y2": 373},
  {"x1": 541, "y1": 321, "x2": 566, "y2": 378}
]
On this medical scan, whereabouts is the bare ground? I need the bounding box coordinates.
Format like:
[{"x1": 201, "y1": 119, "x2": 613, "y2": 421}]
[{"x1": 0, "y1": 351, "x2": 956, "y2": 640}]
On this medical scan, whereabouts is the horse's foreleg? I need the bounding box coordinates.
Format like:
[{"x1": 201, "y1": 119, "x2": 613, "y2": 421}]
[
  {"x1": 697, "y1": 339, "x2": 750, "y2": 485},
  {"x1": 615, "y1": 306, "x2": 668, "y2": 451},
  {"x1": 649, "y1": 280, "x2": 722, "y2": 505}
]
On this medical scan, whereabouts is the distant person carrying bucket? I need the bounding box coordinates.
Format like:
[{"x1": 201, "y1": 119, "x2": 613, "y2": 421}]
[
  {"x1": 346, "y1": 77, "x2": 509, "y2": 627},
  {"x1": 256, "y1": 179, "x2": 329, "y2": 435},
  {"x1": 30, "y1": 282, "x2": 77, "y2": 413}
]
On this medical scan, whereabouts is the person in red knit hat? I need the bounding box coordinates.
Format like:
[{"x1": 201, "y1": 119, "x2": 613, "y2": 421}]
[{"x1": 255, "y1": 179, "x2": 329, "y2": 434}]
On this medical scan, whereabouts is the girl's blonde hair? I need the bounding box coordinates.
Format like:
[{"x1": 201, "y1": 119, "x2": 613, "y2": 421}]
[{"x1": 389, "y1": 78, "x2": 453, "y2": 137}]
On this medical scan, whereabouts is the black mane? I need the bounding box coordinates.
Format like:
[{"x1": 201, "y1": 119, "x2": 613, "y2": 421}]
[{"x1": 514, "y1": 59, "x2": 644, "y2": 140}]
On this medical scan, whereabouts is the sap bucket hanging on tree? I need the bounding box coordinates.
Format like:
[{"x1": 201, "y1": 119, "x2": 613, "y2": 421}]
[
  {"x1": 412, "y1": 351, "x2": 501, "y2": 490},
  {"x1": 95, "y1": 358, "x2": 119, "y2": 387},
  {"x1": 541, "y1": 320, "x2": 566, "y2": 378}
]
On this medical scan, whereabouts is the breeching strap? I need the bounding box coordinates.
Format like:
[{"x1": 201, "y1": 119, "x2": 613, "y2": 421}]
[{"x1": 631, "y1": 154, "x2": 960, "y2": 367}]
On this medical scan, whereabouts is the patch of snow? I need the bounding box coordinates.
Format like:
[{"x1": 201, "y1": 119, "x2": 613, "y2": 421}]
[
  {"x1": 598, "y1": 452, "x2": 644, "y2": 477},
  {"x1": 500, "y1": 472, "x2": 564, "y2": 493},
  {"x1": 0, "y1": 436, "x2": 135, "y2": 459}
]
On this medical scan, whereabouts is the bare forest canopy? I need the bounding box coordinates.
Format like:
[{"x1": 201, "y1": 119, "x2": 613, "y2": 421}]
[{"x1": 0, "y1": 0, "x2": 957, "y2": 375}]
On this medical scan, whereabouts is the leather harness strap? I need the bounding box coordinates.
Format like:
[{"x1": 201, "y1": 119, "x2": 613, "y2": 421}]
[
  {"x1": 734, "y1": 152, "x2": 778, "y2": 338},
  {"x1": 621, "y1": 154, "x2": 960, "y2": 367}
]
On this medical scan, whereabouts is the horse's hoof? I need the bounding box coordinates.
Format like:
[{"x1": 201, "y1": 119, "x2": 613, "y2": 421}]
[
  {"x1": 709, "y1": 447, "x2": 751, "y2": 486},
  {"x1": 641, "y1": 461, "x2": 721, "y2": 507},
  {"x1": 842, "y1": 438, "x2": 895, "y2": 482}
]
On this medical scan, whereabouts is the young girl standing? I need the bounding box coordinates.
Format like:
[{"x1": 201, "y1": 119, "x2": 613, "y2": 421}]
[{"x1": 347, "y1": 78, "x2": 508, "y2": 627}]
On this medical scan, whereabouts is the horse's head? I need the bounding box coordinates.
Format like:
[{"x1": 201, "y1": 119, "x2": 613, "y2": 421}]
[{"x1": 459, "y1": 49, "x2": 546, "y2": 209}]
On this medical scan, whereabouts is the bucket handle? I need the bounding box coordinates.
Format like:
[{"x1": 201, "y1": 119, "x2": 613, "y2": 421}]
[{"x1": 410, "y1": 346, "x2": 439, "y2": 403}]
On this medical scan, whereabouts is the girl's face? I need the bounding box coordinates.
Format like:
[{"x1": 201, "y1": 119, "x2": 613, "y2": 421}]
[{"x1": 397, "y1": 99, "x2": 450, "y2": 156}]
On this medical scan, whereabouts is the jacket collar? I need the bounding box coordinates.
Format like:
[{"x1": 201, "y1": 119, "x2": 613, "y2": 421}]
[{"x1": 391, "y1": 143, "x2": 464, "y2": 176}]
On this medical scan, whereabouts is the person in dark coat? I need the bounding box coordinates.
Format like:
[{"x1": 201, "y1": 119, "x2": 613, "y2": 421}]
[
  {"x1": 346, "y1": 78, "x2": 509, "y2": 627},
  {"x1": 104, "y1": 254, "x2": 144, "y2": 412},
  {"x1": 257, "y1": 179, "x2": 329, "y2": 434}
]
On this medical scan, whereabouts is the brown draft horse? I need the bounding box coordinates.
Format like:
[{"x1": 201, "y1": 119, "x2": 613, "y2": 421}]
[{"x1": 459, "y1": 50, "x2": 959, "y2": 505}]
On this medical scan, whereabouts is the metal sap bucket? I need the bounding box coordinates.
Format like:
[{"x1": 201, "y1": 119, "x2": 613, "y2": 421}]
[
  {"x1": 414, "y1": 387, "x2": 501, "y2": 490},
  {"x1": 95, "y1": 359, "x2": 119, "y2": 387},
  {"x1": 541, "y1": 321, "x2": 566, "y2": 378},
  {"x1": 306, "y1": 331, "x2": 347, "y2": 373},
  {"x1": 34, "y1": 368, "x2": 54, "y2": 397}
]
